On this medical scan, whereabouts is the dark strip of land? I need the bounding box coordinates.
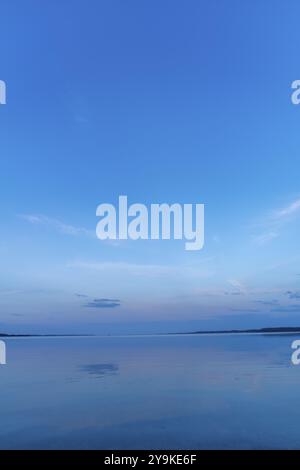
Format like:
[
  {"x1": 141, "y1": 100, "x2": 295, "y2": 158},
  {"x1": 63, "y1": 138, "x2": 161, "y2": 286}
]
[
  {"x1": 1, "y1": 327, "x2": 300, "y2": 337},
  {"x1": 174, "y1": 327, "x2": 300, "y2": 335}
]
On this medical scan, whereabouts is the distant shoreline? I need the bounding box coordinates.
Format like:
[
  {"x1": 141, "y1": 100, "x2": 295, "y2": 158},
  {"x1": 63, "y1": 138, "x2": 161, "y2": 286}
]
[
  {"x1": 172, "y1": 326, "x2": 300, "y2": 335},
  {"x1": 2, "y1": 326, "x2": 300, "y2": 337},
  {"x1": 0, "y1": 334, "x2": 93, "y2": 338}
]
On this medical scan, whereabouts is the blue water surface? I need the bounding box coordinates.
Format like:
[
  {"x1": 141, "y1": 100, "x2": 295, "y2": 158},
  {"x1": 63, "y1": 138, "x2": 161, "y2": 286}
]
[{"x1": 0, "y1": 334, "x2": 299, "y2": 449}]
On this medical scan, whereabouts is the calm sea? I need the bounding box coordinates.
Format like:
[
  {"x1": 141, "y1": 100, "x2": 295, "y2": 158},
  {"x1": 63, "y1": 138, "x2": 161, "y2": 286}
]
[{"x1": 0, "y1": 334, "x2": 299, "y2": 449}]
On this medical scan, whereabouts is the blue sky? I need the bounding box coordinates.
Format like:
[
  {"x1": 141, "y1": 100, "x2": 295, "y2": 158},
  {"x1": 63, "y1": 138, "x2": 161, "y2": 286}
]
[{"x1": 1, "y1": 0, "x2": 300, "y2": 334}]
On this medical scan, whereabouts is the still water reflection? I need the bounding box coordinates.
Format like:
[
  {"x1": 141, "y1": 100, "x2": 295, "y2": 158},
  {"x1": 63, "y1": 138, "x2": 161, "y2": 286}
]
[{"x1": 0, "y1": 334, "x2": 299, "y2": 449}]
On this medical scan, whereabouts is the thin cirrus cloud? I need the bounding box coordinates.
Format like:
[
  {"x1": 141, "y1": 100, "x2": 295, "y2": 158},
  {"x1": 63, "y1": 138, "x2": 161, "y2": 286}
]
[
  {"x1": 254, "y1": 299, "x2": 279, "y2": 306},
  {"x1": 285, "y1": 291, "x2": 300, "y2": 300},
  {"x1": 273, "y1": 199, "x2": 300, "y2": 219},
  {"x1": 84, "y1": 298, "x2": 121, "y2": 309},
  {"x1": 68, "y1": 260, "x2": 214, "y2": 280},
  {"x1": 252, "y1": 231, "x2": 279, "y2": 246},
  {"x1": 19, "y1": 214, "x2": 95, "y2": 238},
  {"x1": 227, "y1": 279, "x2": 247, "y2": 295},
  {"x1": 230, "y1": 308, "x2": 260, "y2": 313},
  {"x1": 271, "y1": 304, "x2": 300, "y2": 313},
  {"x1": 253, "y1": 198, "x2": 300, "y2": 245}
]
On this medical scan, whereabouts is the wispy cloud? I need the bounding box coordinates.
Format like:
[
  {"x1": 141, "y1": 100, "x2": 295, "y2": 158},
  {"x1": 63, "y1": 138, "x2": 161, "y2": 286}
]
[
  {"x1": 285, "y1": 290, "x2": 300, "y2": 300},
  {"x1": 273, "y1": 199, "x2": 300, "y2": 219},
  {"x1": 84, "y1": 298, "x2": 121, "y2": 309},
  {"x1": 0, "y1": 289, "x2": 24, "y2": 296},
  {"x1": 271, "y1": 304, "x2": 300, "y2": 313},
  {"x1": 252, "y1": 231, "x2": 279, "y2": 246},
  {"x1": 68, "y1": 260, "x2": 214, "y2": 279},
  {"x1": 253, "y1": 197, "x2": 300, "y2": 245},
  {"x1": 230, "y1": 308, "x2": 260, "y2": 313},
  {"x1": 79, "y1": 363, "x2": 119, "y2": 377},
  {"x1": 0, "y1": 288, "x2": 60, "y2": 297},
  {"x1": 254, "y1": 299, "x2": 279, "y2": 306},
  {"x1": 227, "y1": 279, "x2": 247, "y2": 295},
  {"x1": 19, "y1": 214, "x2": 95, "y2": 238}
]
